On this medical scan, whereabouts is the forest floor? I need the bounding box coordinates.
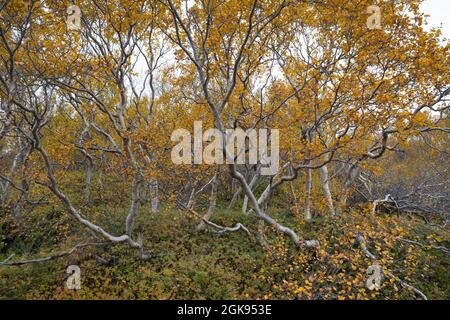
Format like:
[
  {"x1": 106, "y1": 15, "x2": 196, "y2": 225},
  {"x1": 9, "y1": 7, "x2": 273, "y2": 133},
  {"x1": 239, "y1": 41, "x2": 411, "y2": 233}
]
[
  {"x1": 1, "y1": 209, "x2": 448, "y2": 300},
  {"x1": 0, "y1": 174, "x2": 448, "y2": 300}
]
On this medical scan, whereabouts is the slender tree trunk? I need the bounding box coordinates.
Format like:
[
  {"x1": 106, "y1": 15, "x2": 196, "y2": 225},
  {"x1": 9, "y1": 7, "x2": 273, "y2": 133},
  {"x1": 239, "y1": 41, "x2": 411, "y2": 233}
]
[
  {"x1": 228, "y1": 186, "x2": 241, "y2": 208},
  {"x1": 1, "y1": 148, "x2": 22, "y2": 204},
  {"x1": 98, "y1": 169, "x2": 104, "y2": 201},
  {"x1": 255, "y1": 162, "x2": 290, "y2": 207},
  {"x1": 242, "y1": 170, "x2": 259, "y2": 214},
  {"x1": 228, "y1": 178, "x2": 242, "y2": 209},
  {"x1": 338, "y1": 165, "x2": 361, "y2": 213},
  {"x1": 125, "y1": 175, "x2": 142, "y2": 237},
  {"x1": 186, "y1": 187, "x2": 196, "y2": 210},
  {"x1": 304, "y1": 167, "x2": 312, "y2": 221},
  {"x1": 1, "y1": 183, "x2": 8, "y2": 206},
  {"x1": 242, "y1": 193, "x2": 249, "y2": 214},
  {"x1": 12, "y1": 200, "x2": 21, "y2": 221},
  {"x1": 320, "y1": 163, "x2": 335, "y2": 216},
  {"x1": 150, "y1": 179, "x2": 158, "y2": 213},
  {"x1": 85, "y1": 155, "x2": 93, "y2": 204},
  {"x1": 256, "y1": 220, "x2": 268, "y2": 249},
  {"x1": 289, "y1": 166, "x2": 299, "y2": 216},
  {"x1": 197, "y1": 168, "x2": 220, "y2": 230},
  {"x1": 231, "y1": 178, "x2": 238, "y2": 193}
]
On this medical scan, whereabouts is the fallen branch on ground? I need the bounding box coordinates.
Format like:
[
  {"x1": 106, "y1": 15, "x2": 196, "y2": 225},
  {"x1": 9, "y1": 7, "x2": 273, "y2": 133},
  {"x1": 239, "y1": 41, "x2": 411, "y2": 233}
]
[
  {"x1": 187, "y1": 206, "x2": 251, "y2": 237},
  {"x1": 0, "y1": 242, "x2": 107, "y2": 267},
  {"x1": 395, "y1": 237, "x2": 449, "y2": 254},
  {"x1": 214, "y1": 223, "x2": 251, "y2": 236},
  {"x1": 355, "y1": 232, "x2": 428, "y2": 300},
  {"x1": 371, "y1": 194, "x2": 396, "y2": 221},
  {"x1": 385, "y1": 273, "x2": 428, "y2": 300}
]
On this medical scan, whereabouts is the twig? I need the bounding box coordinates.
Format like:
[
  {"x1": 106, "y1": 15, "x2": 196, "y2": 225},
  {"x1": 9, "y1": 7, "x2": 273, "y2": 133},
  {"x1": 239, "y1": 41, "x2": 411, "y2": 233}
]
[
  {"x1": 385, "y1": 273, "x2": 428, "y2": 301},
  {"x1": 355, "y1": 233, "x2": 428, "y2": 300},
  {"x1": 371, "y1": 194, "x2": 396, "y2": 221},
  {"x1": 214, "y1": 223, "x2": 251, "y2": 236},
  {"x1": 356, "y1": 233, "x2": 377, "y2": 260},
  {"x1": 188, "y1": 206, "x2": 251, "y2": 237},
  {"x1": 0, "y1": 242, "x2": 107, "y2": 267},
  {"x1": 161, "y1": 188, "x2": 252, "y2": 237},
  {"x1": 396, "y1": 237, "x2": 449, "y2": 254}
]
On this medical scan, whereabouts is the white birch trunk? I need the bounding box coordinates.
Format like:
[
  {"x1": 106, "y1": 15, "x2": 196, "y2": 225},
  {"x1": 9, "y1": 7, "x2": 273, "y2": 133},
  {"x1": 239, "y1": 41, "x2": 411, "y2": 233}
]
[
  {"x1": 85, "y1": 155, "x2": 93, "y2": 204},
  {"x1": 320, "y1": 163, "x2": 335, "y2": 216},
  {"x1": 197, "y1": 169, "x2": 220, "y2": 230},
  {"x1": 150, "y1": 179, "x2": 158, "y2": 213},
  {"x1": 242, "y1": 171, "x2": 259, "y2": 214},
  {"x1": 304, "y1": 167, "x2": 312, "y2": 221}
]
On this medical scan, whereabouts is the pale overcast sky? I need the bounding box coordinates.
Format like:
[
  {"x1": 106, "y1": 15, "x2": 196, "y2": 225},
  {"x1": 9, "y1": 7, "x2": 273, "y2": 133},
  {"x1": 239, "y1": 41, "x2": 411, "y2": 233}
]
[{"x1": 421, "y1": 0, "x2": 450, "y2": 38}]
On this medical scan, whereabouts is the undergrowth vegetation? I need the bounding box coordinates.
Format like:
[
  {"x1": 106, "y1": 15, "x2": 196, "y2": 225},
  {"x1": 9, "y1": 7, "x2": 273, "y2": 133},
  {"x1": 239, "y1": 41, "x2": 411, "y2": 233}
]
[
  {"x1": 0, "y1": 0, "x2": 449, "y2": 301},
  {"x1": 0, "y1": 174, "x2": 448, "y2": 300}
]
